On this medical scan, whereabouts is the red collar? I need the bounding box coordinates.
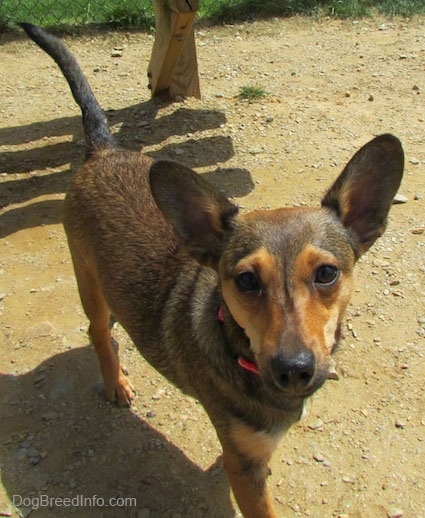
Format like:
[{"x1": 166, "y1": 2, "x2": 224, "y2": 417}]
[{"x1": 218, "y1": 307, "x2": 260, "y2": 375}]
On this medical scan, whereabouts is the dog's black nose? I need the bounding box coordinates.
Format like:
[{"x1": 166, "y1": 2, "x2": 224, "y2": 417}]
[{"x1": 271, "y1": 349, "x2": 316, "y2": 391}]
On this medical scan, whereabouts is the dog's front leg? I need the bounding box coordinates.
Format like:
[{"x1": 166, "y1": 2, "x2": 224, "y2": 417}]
[
  {"x1": 218, "y1": 421, "x2": 280, "y2": 518},
  {"x1": 223, "y1": 452, "x2": 277, "y2": 518}
]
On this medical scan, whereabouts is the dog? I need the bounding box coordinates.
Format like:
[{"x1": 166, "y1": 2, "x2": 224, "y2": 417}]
[{"x1": 21, "y1": 23, "x2": 404, "y2": 518}]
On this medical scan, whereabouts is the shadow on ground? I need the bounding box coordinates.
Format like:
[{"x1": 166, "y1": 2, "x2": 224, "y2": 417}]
[
  {"x1": 0, "y1": 343, "x2": 235, "y2": 517},
  {"x1": 0, "y1": 100, "x2": 254, "y2": 231}
]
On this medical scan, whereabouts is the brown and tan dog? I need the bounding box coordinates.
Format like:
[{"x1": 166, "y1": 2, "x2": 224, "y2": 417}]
[{"x1": 22, "y1": 23, "x2": 404, "y2": 518}]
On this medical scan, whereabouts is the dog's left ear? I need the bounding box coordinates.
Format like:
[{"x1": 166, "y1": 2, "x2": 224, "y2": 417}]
[
  {"x1": 149, "y1": 160, "x2": 238, "y2": 266},
  {"x1": 322, "y1": 134, "x2": 404, "y2": 258}
]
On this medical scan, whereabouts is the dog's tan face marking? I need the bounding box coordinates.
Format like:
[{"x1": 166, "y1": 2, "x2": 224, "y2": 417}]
[
  {"x1": 291, "y1": 244, "x2": 353, "y2": 363},
  {"x1": 221, "y1": 247, "x2": 285, "y2": 357}
]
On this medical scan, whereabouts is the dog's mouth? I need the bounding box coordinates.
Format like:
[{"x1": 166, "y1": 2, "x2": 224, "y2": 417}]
[
  {"x1": 220, "y1": 307, "x2": 329, "y2": 398},
  {"x1": 237, "y1": 355, "x2": 260, "y2": 375}
]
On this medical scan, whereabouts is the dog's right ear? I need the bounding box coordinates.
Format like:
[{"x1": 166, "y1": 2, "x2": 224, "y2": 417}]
[{"x1": 149, "y1": 160, "x2": 238, "y2": 266}]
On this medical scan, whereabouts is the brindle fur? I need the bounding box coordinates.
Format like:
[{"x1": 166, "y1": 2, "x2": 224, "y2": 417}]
[{"x1": 22, "y1": 23, "x2": 404, "y2": 518}]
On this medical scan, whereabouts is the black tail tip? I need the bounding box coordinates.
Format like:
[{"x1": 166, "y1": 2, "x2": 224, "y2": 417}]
[
  {"x1": 20, "y1": 22, "x2": 33, "y2": 30},
  {"x1": 20, "y1": 22, "x2": 38, "y2": 37}
]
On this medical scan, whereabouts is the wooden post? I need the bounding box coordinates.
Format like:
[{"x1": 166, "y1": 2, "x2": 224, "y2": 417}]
[{"x1": 148, "y1": 0, "x2": 200, "y2": 100}]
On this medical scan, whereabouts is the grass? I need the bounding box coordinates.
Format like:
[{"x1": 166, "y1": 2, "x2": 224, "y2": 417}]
[
  {"x1": 202, "y1": 0, "x2": 425, "y2": 22},
  {"x1": 237, "y1": 85, "x2": 268, "y2": 103},
  {"x1": 0, "y1": 0, "x2": 155, "y2": 31},
  {"x1": 1, "y1": 0, "x2": 425, "y2": 31}
]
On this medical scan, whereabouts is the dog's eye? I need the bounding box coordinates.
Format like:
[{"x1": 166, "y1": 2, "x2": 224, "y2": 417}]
[
  {"x1": 314, "y1": 265, "x2": 340, "y2": 286},
  {"x1": 235, "y1": 271, "x2": 261, "y2": 294}
]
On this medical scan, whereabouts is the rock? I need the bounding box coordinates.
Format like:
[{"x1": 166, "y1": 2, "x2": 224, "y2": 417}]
[
  {"x1": 152, "y1": 388, "x2": 165, "y2": 400},
  {"x1": 409, "y1": 157, "x2": 420, "y2": 165},
  {"x1": 373, "y1": 258, "x2": 390, "y2": 268},
  {"x1": 249, "y1": 146, "x2": 262, "y2": 154},
  {"x1": 392, "y1": 193, "x2": 408, "y2": 204},
  {"x1": 41, "y1": 410, "x2": 59, "y2": 421},
  {"x1": 387, "y1": 509, "x2": 403, "y2": 518},
  {"x1": 313, "y1": 452, "x2": 325, "y2": 462},
  {"x1": 23, "y1": 321, "x2": 55, "y2": 340},
  {"x1": 308, "y1": 419, "x2": 324, "y2": 430},
  {"x1": 327, "y1": 360, "x2": 339, "y2": 380},
  {"x1": 27, "y1": 447, "x2": 41, "y2": 465}
]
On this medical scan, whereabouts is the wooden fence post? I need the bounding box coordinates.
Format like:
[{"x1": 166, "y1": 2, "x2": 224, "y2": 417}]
[{"x1": 148, "y1": 0, "x2": 200, "y2": 100}]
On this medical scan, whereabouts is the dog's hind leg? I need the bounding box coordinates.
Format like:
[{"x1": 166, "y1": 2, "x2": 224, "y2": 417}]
[{"x1": 71, "y1": 252, "x2": 134, "y2": 406}]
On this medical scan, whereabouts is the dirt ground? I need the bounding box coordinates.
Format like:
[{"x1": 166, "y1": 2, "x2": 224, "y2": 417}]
[{"x1": 0, "y1": 16, "x2": 424, "y2": 518}]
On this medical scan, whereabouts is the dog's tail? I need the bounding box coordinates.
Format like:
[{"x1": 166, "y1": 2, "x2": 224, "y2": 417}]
[{"x1": 20, "y1": 23, "x2": 114, "y2": 155}]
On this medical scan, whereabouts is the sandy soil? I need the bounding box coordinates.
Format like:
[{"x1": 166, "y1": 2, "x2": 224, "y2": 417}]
[{"x1": 0, "y1": 16, "x2": 424, "y2": 518}]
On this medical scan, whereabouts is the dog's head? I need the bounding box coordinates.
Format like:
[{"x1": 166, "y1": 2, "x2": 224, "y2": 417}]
[{"x1": 150, "y1": 134, "x2": 404, "y2": 400}]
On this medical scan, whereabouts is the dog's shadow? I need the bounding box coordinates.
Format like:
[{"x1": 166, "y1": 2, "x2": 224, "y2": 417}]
[
  {"x1": 0, "y1": 99, "x2": 254, "y2": 237},
  {"x1": 0, "y1": 342, "x2": 236, "y2": 517}
]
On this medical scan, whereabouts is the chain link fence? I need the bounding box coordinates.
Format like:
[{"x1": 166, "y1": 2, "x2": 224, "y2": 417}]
[
  {"x1": 0, "y1": 1, "x2": 312, "y2": 31},
  {"x1": 2, "y1": 1, "x2": 423, "y2": 30},
  {"x1": 1, "y1": 0, "x2": 152, "y2": 29}
]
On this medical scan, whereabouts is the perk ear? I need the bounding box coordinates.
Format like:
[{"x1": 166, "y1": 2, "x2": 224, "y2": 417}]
[
  {"x1": 322, "y1": 134, "x2": 404, "y2": 258},
  {"x1": 149, "y1": 160, "x2": 238, "y2": 266}
]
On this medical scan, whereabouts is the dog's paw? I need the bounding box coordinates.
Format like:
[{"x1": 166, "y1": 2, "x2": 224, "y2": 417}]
[{"x1": 104, "y1": 367, "x2": 134, "y2": 407}]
